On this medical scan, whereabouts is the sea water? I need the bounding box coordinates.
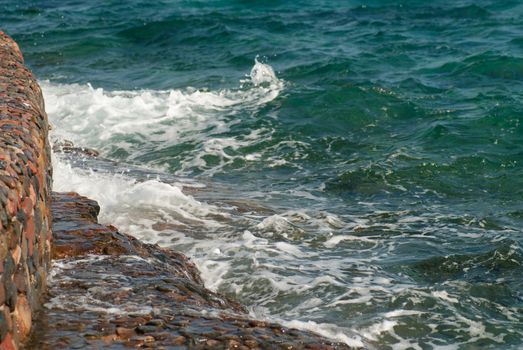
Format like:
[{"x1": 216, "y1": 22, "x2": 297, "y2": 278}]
[{"x1": 3, "y1": 1, "x2": 523, "y2": 348}]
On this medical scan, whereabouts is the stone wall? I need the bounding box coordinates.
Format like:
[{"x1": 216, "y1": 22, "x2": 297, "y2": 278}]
[{"x1": 0, "y1": 31, "x2": 52, "y2": 348}]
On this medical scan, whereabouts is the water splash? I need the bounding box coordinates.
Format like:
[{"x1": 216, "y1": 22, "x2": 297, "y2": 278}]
[
  {"x1": 250, "y1": 57, "x2": 279, "y2": 86},
  {"x1": 41, "y1": 59, "x2": 283, "y2": 174}
]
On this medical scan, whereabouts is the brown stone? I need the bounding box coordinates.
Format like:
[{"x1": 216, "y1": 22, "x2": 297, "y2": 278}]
[
  {"x1": 25, "y1": 216, "x2": 35, "y2": 256},
  {"x1": 249, "y1": 320, "x2": 267, "y2": 328},
  {"x1": 0, "y1": 285, "x2": 4, "y2": 307},
  {"x1": 228, "y1": 339, "x2": 241, "y2": 348},
  {"x1": 305, "y1": 345, "x2": 333, "y2": 350},
  {"x1": 172, "y1": 335, "x2": 186, "y2": 345},
  {"x1": 141, "y1": 336, "x2": 155, "y2": 343},
  {"x1": 115, "y1": 327, "x2": 135, "y2": 339},
  {"x1": 244, "y1": 339, "x2": 258, "y2": 348},
  {"x1": 0, "y1": 333, "x2": 15, "y2": 350},
  {"x1": 13, "y1": 270, "x2": 26, "y2": 293},
  {"x1": 9, "y1": 247, "x2": 20, "y2": 266},
  {"x1": 14, "y1": 294, "x2": 31, "y2": 340},
  {"x1": 206, "y1": 339, "x2": 222, "y2": 347}
]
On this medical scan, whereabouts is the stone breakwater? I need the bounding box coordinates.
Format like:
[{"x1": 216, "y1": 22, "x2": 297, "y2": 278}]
[
  {"x1": 0, "y1": 32, "x2": 52, "y2": 348},
  {"x1": 0, "y1": 32, "x2": 357, "y2": 349}
]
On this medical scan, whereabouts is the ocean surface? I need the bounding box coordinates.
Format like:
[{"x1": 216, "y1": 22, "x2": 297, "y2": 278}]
[{"x1": 3, "y1": 0, "x2": 523, "y2": 348}]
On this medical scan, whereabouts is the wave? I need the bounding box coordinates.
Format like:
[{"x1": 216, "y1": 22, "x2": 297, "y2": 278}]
[
  {"x1": 408, "y1": 240, "x2": 523, "y2": 284},
  {"x1": 41, "y1": 59, "x2": 283, "y2": 175}
]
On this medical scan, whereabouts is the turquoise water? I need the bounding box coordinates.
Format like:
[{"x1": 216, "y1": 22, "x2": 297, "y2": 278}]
[{"x1": 3, "y1": 1, "x2": 523, "y2": 348}]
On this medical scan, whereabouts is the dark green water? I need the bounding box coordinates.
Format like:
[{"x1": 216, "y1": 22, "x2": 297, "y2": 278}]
[{"x1": 3, "y1": 1, "x2": 523, "y2": 348}]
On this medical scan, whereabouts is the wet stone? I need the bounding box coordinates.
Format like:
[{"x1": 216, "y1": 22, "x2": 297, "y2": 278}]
[
  {"x1": 136, "y1": 325, "x2": 158, "y2": 334},
  {"x1": 23, "y1": 191, "x2": 357, "y2": 349},
  {"x1": 244, "y1": 339, "x2": 258, "y2": 348},
  {"x1": 228, "y1": 339, "x2": 241, "y2": 348},
  {"x1": 155, "y1": 285, "x2": 171, "y2": 293},
  {"x1": 115, "y1": 327, "x2": 135, "y2": 339},
  {"x1": 173, "y1": 335, "x2": 187, "y2": 345},
  {"x1": 148, "y1": 332, "x2": 170, "y2": 341},
  {"x1": 206, "y1": 339, "x2": 222, "y2": 347},
  {"x1": 145, "y1": 319, "x2": 164, "y2": 327}
]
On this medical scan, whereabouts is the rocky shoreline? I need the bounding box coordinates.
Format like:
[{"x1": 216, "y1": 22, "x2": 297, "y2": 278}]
[
  {"x1": 0, "y1": 31, "x2": 356, "y2": 349},
  {"x1": 26, "y1": 191, "x2": 353, "y2": 349}
]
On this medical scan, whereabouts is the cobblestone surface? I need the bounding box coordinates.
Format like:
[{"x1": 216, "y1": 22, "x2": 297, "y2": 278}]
[{"x1": 0, "y1": 31, "x2": 52, "y2": 349}]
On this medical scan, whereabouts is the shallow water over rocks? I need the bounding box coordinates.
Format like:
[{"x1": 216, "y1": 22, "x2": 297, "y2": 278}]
[{"x1": 25, "y1": 191, "x2": 355, "y2": 349}]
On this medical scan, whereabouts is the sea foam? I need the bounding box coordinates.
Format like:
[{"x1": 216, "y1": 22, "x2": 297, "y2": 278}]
[{"x1": 41, "y1": 59, "x2": 283, "y2": 175}]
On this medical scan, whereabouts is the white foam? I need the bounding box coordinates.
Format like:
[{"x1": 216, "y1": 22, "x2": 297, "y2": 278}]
[
  {"x1": 324, "y1": 214, "x2": 345, "y2": 228},
  {"x1": 431, "y1": 290, "x2": 459, "y2": 304},
  {"x1": 278, "y1": 319, "x2": 364, "y2": 348},
  {"x1": 41, "y1": 59, "x2": 283, "y2": 175},
  {"x1": 256, "y1": 215, "x2": 304, "y2": 238},
  {"x1": 328, "y1": 294, "x2": 372, "y2": 306},
  {"x1": 275, "y1": 241, "x2": 306, "y2": 257},
  {"x1": 361, "y1": 320, "x2": 398, "y2": 341},
  {"x1": 52, "y1": 155, "x2": 224, "y2": 243},
  {"x1": 324, "y1": 234, "x2": 375, "y2": 248},
  {"x1": 249, "y1": 57, "x2": 279, "y2": 86},
  {"x1": 384, "y1": 310, "x2": 424, "y2": 318},
  {"x1": 197, "y1": 259, "x2": 232, "y2": 292}
]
